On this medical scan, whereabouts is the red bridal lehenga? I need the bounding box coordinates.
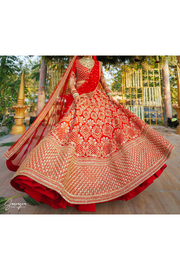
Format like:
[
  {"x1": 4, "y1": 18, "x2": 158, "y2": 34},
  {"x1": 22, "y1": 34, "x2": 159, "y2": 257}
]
[{"x1": 4, "y1": 56, "x2": 175, "y2": 212}]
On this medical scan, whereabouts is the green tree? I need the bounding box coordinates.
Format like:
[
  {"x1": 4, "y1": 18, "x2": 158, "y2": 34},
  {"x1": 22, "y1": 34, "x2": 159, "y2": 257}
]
[
  {"x1": 0, "y1": 56, "x2": 23, "y2": 125},
  {"x1": 169, "y1": 67, "x2": 178, "y2": 106},
  {"x1": 23, "y1": 58, "x2": 41, "y2": 112},
  {"x1": 111, "y1": 68, "x2": 123, "y2": 92},
  {"x1": 110, "y1": 56, "x2": 178, "y2": 106}
]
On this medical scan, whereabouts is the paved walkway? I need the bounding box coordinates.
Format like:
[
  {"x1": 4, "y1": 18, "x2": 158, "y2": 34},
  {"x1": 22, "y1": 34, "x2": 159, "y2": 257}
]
[
  {"x1": 0, "y1": 125, "x2": 180, "y2": 214},
  {"x1": 0, "y1": 126, "x2": 29, "y2": 143}
]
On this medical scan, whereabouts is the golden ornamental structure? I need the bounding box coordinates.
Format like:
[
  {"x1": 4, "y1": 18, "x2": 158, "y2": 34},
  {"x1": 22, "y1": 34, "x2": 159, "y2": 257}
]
[
  {"x1": 172, "y1": 64, "x2": 180, "y2": 135},
  {"x1": 10, "y1": 68, "x2": 29, "y2": 135},
  {"x1": 112, "y1": 64, "x2": 164, "y2": 126}
]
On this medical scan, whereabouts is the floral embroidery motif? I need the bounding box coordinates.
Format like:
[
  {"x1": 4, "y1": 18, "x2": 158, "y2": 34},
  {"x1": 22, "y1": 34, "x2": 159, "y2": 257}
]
[
  {"x1": 10, "y1": 59, "x2": 175, "y2": 205},
  {"x1": 50, "y1": 85, "x2": 147, "y2": 158},
  {"x1": 80, "y1": 124, "x2": 91, "y2": 141}
]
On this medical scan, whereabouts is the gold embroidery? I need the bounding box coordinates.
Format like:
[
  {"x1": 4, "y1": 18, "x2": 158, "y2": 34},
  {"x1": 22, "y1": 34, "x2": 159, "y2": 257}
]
[
  {"x1": 4, "y1": 56, "x2": 77, "y2": 160},
  {"x1": 6, "y1": 57, "x2": 175, "y2": 205},
  {"x1": 10, "y1": 83, "x2": 175, "y2": 204},
  {"x1": 78, "y1": 57, "x2": 95, "y2": 69}
]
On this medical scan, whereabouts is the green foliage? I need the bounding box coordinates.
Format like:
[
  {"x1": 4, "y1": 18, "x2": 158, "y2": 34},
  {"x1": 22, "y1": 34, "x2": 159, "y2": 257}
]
[
  {"x1": 24, "y1": 56, "x2": 53, "y2": 106},
  {"x1": 0, "y1": 56, "x2": 23, "y2": 120},
  {"x1": 98, "y1": 55, "x2": 178, "y2": 69},
  {"x1": 0, "y1": 131, "x2": 9, "y2": 137},
  {"x1": 23, "y1": 58, "x2": 40, "y2": 111},
  {"x1": 23, "y1": 195, "x2": 44, "y2": 206},
  {"x1": 111, "y1": 68, "x2": 123, "y2": 92},
  {"x1": 0, "y1": 194, "x2": 44, "y2": 214},
  {"x1": 0, "y1": 55, "x2": 178, "y2": 126},
  {"x1": 169, "y1": 67, "x2": 178, "y2": 105},
  {"x1": 111, "y1": 58, "x2": 178, "y2": 106},
  {"x1": 0, "y1": 197, "x2": 8, "y2": 214},
  {"x1": 2, "y1": 116, "x2": 14, "y2": 129},
  {"x1": 37, "y1": 55, "x2": 179, "y2": 70},
  {"x1": 0, "y1": 196, "x2": 22, "y2": 214},
  {"x1": 0, "y1": 142, "x2": 16, "y2": 147},
  {"x1": 41, "y1": 56, "x2": 179, "y2": 104},
  {"x1": 43, "y1": 56, "x2": 69, "y2": 70}
]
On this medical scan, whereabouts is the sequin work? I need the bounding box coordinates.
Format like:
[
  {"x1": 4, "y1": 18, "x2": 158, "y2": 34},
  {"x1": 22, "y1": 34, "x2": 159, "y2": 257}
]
[
  {"x1": 9, "y1": 61, "x2": 174, "y2": 204},
  {"x1": 10, "y1": 60, "x2": 175, "y2": 204}
]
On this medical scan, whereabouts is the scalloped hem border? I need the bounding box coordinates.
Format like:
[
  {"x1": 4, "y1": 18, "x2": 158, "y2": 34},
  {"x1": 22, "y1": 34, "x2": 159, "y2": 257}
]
[{"x1": 10, "y1": 163, "x2": 167, "y2": 212}]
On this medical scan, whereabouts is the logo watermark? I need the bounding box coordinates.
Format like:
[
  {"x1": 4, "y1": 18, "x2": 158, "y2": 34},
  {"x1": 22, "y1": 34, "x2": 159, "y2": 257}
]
[
  {"x1": 1, "y1": 198, "x2": 27, "y2": 211},
  {"x1": 3, "y1": 198, "x2": 27, "y2": 211}
]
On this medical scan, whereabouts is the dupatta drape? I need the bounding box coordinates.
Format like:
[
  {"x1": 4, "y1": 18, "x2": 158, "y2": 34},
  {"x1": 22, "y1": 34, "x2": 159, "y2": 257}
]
[{"x1": 4, "y1": 56, "x2": 100, "y2": 171}]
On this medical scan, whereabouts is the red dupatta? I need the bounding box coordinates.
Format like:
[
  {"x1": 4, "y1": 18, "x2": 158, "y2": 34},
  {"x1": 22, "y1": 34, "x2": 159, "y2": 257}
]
[
  {"x1": 63, "y1": 56, "x2": 100, "y2": 109},
  {"x1": 4, "y1": 55, "x2": 101, "y2": 171},
  {"x1": 76, "y1": 58, "x2": 100, "y2": 95}
]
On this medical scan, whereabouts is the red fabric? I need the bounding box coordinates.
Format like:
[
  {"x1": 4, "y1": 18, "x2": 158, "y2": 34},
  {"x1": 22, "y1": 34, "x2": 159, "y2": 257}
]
[
  {"x1": 76, "y1": 60, "x2": 100, "y2": 95},
  {"x1": 10, "y1": 163, "x2": 167, "y2": 212},
  {"x1": 5, "y1": 56, "x2": 101, "y2": 174},
  {"x1": 5, "y1": 55, "x2": 170, "y2": 212},
  {"x1": 4, "y1": 56, "x2": 97, "y2": 171},
  {"x1": 6, "y1": 159, "x2": 19, "y2": 172},
  {"x1": 63, "y1": 58, "x2": 100, "y2": 107},
  {"x1": 4, "y1": 58, "x2": 77, "y2": 169}
]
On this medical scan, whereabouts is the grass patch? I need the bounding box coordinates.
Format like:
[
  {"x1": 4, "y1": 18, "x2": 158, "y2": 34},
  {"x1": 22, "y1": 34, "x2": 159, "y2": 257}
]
[{"x1": 0, "y1": 142, "x2": 16, "y2": 147}]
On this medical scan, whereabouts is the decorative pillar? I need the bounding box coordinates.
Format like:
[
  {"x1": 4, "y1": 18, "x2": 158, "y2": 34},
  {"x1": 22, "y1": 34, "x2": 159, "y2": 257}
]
[
  {"x1": 36, "y1": 58, "x2": 47, "y2": 116},
  {"x1": 172, "y1": 56, "x2": 180, "y2": 134},
  {"x1": 162, "y1": 57, "x2": 172, "y2": 126},
  {"x1": 10, "y1": 69, "x2": 28, "y2": 135}
]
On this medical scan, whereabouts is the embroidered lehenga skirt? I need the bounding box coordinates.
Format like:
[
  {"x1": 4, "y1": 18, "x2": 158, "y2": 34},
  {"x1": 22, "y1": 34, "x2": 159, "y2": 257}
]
[{"x1": 5, "y1": 83, "x2": 175, "y2": 212}]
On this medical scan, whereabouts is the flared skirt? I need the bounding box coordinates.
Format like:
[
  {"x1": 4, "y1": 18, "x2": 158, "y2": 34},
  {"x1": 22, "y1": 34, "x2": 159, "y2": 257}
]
[{"x1": 7, "y1": 86, "x2": 175, "y2": 211}]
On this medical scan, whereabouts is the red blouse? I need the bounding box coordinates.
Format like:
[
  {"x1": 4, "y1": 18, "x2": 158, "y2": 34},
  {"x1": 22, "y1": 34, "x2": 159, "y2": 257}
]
[{"x1": 69, "y1": 59, "x2": 112, "y2": 97}]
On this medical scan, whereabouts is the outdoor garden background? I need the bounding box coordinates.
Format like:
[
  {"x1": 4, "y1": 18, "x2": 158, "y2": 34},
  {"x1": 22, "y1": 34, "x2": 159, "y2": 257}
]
[{"x1": 0, "y1": 55, "x2": 179, "y2": 136}]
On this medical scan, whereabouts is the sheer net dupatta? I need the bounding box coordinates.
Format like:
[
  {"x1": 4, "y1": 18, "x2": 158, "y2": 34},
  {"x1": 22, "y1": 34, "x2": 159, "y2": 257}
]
[{"x1": 4, "y1": 56, "x2": 78, "y2": 172}]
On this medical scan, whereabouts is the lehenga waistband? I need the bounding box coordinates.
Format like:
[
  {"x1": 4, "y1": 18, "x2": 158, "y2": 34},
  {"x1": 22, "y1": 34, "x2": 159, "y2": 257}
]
[
  {"x1": 77, "y1": 83, "x2": 100, "y2": 99},
  {"x1": 76, "y1": 80, "x2": 87, "y2": 88}
]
